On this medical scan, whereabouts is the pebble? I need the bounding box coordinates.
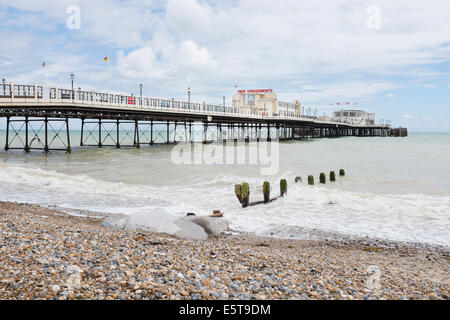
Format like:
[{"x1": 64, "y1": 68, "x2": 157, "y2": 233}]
[{"x1": 0, "y1": 202, "x2": 448, "y2": 300}]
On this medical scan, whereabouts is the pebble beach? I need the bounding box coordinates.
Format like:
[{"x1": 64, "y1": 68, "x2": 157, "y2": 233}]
[{"x1": 0, "y1": 201, "x2": 448, "y2": 300}]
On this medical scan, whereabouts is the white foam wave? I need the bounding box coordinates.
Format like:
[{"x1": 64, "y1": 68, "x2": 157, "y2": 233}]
[{"x1": 0, "y1": 163, "x2": 449, "y2": 246}]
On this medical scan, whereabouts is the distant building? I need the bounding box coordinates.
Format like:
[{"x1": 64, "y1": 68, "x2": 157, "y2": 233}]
[
  {"x1": 232, "y1": 89, "x2": 301, "y2": 117},
  {"x1": 332, "y1": 110, "x2": 375, "y2": 125}
]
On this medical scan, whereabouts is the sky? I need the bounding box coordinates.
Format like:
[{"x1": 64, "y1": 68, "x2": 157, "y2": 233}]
[{"x1": 1, "y1": 0, "x2": 450, "y2": 131}]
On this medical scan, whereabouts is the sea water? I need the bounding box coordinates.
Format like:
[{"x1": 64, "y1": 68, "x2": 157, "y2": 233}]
[{"x1": 0, "y1": 132, "x2": 448, "y2": 246}]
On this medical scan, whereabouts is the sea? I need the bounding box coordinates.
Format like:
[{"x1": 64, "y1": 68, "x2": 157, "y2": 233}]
[{"x1": 0, "y1": 131, "x2": 448, "y2": 247}]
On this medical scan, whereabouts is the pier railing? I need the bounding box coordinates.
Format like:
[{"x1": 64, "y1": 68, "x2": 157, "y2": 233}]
[{"x1": 0, "y1": 83, "x2": 390, "y2": 128}]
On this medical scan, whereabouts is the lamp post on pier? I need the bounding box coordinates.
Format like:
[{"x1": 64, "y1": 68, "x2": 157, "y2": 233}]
[
  {"x1": 187, "y1": 87, "x2": 191, "y2": 109},
  {"x1": 70, "y1": 73, "x2": 75, "y2": 102},
  {"x1": 139, "y1": 84, "x2": 143, "y2": 106}
]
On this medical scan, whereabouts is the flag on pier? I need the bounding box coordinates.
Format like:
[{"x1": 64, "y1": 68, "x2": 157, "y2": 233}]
[{"x1": 104, "y1": 56, "x2": 109, "y2": 62}]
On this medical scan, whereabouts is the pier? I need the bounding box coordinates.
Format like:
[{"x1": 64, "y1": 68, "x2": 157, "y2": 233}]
[{"x1": 0, "y1": 83, "x2": 396, "y2": 153}]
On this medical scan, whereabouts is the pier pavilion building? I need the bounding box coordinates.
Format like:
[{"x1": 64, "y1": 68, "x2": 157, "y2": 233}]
[
  {"x1": 332, "y1": 110, "x2": 376, "y2": 126},
  {"x1": 232, "y1": 89, "x2": 301, "y2": 117}
]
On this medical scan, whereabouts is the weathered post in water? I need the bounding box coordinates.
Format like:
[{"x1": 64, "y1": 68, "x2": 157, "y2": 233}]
[
  {"x1": 295, "y1": 176, "x2": 302, "y2": 183},
  {"x1": 330, "y1": 171, "x2": 336, "y2": 182},
  {"x1": 234, "y1": 183, "x2": 250, "y2": 208},
  {"x1": 280, "y1": 179, "x2": 287, "y2": 197},
  {"x1": 320, "y1": 173, "x2": 326, "y2": 184},
  {"x1": 263, "y1": 181, "x2": 270, "y2": 203},
  {"x1": 339, "y1": 169, "x2": 346, "y2": 176},
  {"x1": 235, "y1": 184, "x2": 243, "y2": 206},
  {"x1": 308, "y1": 175, "x2": 314, "y2": 185},
  {"x1": 241, "y1": 183, "x2": 250, "y2": 207}
]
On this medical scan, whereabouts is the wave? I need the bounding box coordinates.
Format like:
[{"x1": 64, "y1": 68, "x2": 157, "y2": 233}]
[{"x1": 0, "y1": 162, "x2": 449, "y2": 246}]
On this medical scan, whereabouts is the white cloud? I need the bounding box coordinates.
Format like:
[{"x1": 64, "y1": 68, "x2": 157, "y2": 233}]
[
  {"x1": 116, "y1": 40, "x2": 217, "y2": 80},
  {"x1": 403, "y1": 114, "x2": 413, "y2": 120},
  {"x1": 2, "y1": 0, "x2": 450, "y2": 104},
  {"x1": 386, "y1": 93, "x2": 396, "y2": 98},
  {"x1": 417, "y1": 83, "x2": 436, "y2": 88}
]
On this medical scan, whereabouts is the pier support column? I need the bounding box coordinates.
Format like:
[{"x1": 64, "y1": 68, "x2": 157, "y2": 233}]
[
  {"x1": 66, "y1": 117, "x2": 71, "y2": 153},
  {"x1": 80, "y1": 118, "x2": 84, "y2": 146},
  {"x1": 203, "y1": 122, "x2": 208, "y2": 143},
  {"x1": 25, "y1": 116, "x2": 30, "y2": 153},
  {"x1": 134, "y1": 120, "x2": 140, "y2": 148},
  {"x1": 166, "y1": 120, "x2": 170, "y2": 144},
  {"x1": 44, "y1": 117, "x2": 49, "y2": 153},
  {"x1": 150, "y1": 120, "x2": 154, "y2": 145},
  {"x1": 98, "y1": 119, "x2": 102, "y2": 147},
  {"x1": 189, "y1": 122, "x2": 192, "y2": 143},
  {"x1": 5, "y1": 116, "x2": 10, "y2": 151},
  {"x1": 116, "y1": 119, "x2": 120, "y2": 148}
]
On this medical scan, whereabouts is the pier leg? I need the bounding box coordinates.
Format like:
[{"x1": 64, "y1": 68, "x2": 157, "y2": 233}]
[
  {"x1": 25, "y1": 116, "x2": 30, "y2": 153},
  {"x1": 80, "y1": 118, "x2": 84, "y2": 146},
  {"x1": 44, "y1": 117, "x2": 49, "y2": 153},
  {"x1": 66, "y1": 117, "x2": 71, "y2": 153},
  {"x1": 98, "y1": 119, "x2": 102, "y2": 147},
  {"x1": 166, "y1": 120, "x2": 170, "y2": 144},
  {"x1": 5, "y1": 116, "x2": 10, "y2": 151},
  {"x1": 203, "y1": 122, "x2": 208, "y2": 143},
  {"x1": 151, "y1": 120, "x2": 154, "y2": 145},
  {"x1": 174, "y1": 121, "x2": 178, "y2": 143},
  {"x1": 116, "y1": 119, "x2": 120, "y2": 148},
  {"x1": 134, "y1": 120, "x2": 140, "y2": 148}
]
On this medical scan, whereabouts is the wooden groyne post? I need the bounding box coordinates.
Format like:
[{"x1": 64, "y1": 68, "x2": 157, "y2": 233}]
[{"x1": 235, "y1": 179, "x2": 288, "y2": 207}]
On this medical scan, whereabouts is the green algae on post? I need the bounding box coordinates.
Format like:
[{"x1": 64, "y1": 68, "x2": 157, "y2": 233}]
[
  {"x1": 308, "y1": 175, "x2": 314, "y2": 185},
  {"x1": 330, "y1": 171, "x2": 336, "y2": 182},
  {"x1": 320, "y1": 173, "x2": 326, "y2": 184},
  {"x1": 241, "y1": 183, "x2": 250, "y2": 207},
  {"x1": 263, "y1": 181, "x2": 270, "y2": 203},
  {"x1": 280, "y1": 179, "x2": 287, "y2": 197}
]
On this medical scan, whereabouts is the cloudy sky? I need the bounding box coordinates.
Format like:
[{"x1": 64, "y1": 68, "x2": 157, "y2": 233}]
[{"x1": 1, "y1": 0, "x2": 450, "y2": 131}]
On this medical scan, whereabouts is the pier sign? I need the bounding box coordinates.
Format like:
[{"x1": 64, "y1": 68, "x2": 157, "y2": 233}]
[{"x1": 237, "y1": 89, "x2": 273, "y2": 93}]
